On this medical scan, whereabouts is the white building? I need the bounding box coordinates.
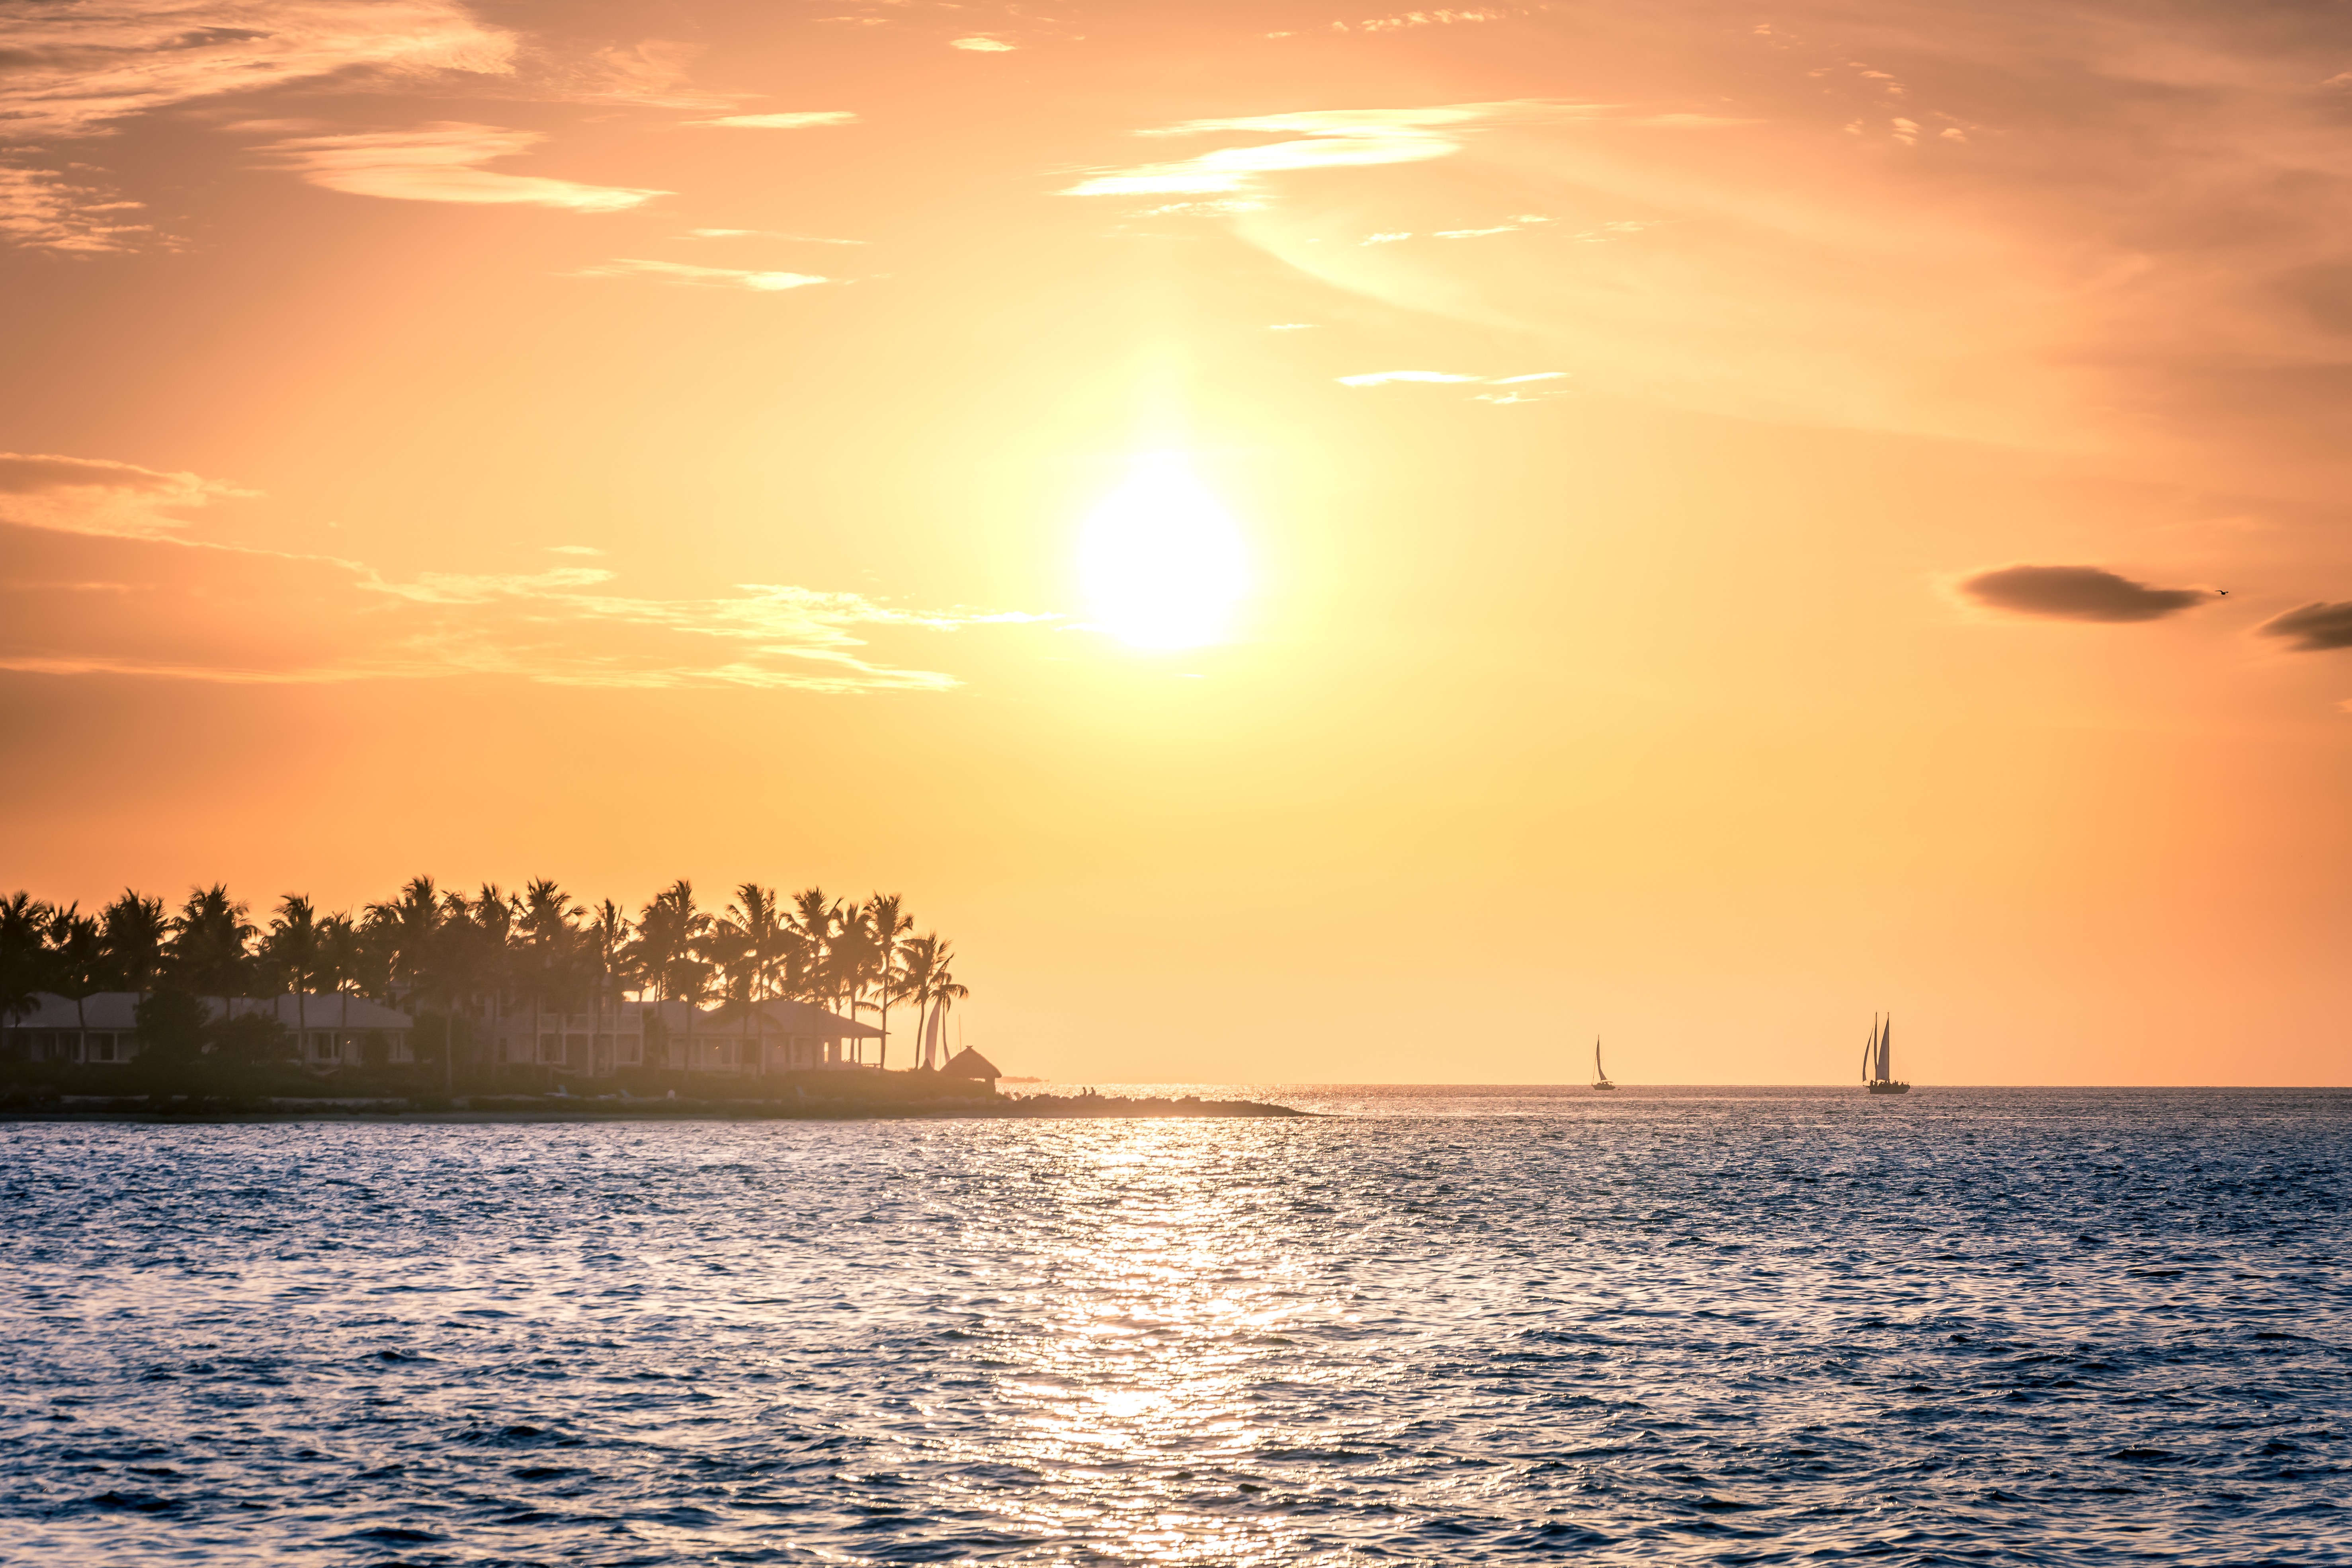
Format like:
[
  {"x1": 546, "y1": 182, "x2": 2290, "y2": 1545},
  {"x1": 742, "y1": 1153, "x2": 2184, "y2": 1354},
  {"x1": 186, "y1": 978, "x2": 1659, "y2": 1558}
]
[
  {"x1": 4, "y1": 990, "x2": 881, "y2": 1078},
  {"x1": 2, "y1": 992, "x2": 414, "y2": 1066},
  {"x1": 474, "y1": 996, "x2": 884, "y2": 1076}
]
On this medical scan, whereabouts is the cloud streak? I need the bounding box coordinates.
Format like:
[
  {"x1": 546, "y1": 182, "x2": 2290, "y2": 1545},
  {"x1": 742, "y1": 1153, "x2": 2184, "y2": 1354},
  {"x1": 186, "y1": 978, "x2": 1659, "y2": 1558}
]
[
  {"x1": 1958, "y1": 565, "x2": 2214, "y2": 623},
  {"x1": 0, "y1": 522, "x2": 1050, "y2": 692},
  {"x1": 257, "y1": 124, "x2": 666, "y2": 210},
  {"x1": 0, "y1": 453, "x2": 254, "y2": 537},
  {"x1": 1063, "y1": 101, "x2": 1625, "y2": 197},
  {"x1": 685, "y1": 111, "x2": 858, "y2": 129},
  {"x1": 571, "y1": 258, "x2": 829, "y2": 291}
]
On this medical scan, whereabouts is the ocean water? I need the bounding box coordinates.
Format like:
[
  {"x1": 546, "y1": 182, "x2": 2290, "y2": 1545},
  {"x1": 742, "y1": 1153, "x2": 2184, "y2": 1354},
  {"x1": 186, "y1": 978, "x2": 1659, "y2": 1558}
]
[{"x1": 1, "y1": 1086, "x2": 2346, "y2": 1566}]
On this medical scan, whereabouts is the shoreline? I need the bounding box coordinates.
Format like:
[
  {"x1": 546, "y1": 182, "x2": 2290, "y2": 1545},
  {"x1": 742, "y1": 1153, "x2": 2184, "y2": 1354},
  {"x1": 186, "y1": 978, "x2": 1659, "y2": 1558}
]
[{"x1": 0, "y1": 1091, "x2": 1314, "y2": 1124}]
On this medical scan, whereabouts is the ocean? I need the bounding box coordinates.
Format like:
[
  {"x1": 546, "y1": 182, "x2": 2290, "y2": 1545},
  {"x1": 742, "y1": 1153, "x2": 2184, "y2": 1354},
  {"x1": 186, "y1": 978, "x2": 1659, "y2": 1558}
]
[{"x1": 2, "y1": 1086, "x2": 2345, "y2": 1564}]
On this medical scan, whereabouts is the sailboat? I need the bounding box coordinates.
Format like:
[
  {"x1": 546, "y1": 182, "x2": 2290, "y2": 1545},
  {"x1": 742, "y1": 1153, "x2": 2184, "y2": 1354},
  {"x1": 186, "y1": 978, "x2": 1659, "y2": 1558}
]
[
  {"x1": 1591, "y1": 1037, "x2": 1615, "y2": 1090},
  {"x1": 1862, "y1": 1013, "x2": 1910, "y2": 1094}
]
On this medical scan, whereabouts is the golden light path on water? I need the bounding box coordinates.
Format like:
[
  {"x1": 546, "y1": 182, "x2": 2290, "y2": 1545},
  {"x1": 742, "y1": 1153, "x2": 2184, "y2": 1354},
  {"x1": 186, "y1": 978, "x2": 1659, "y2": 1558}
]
[{"x1": 948, "y1": 1121, "x2": 1335, "y2": 1564}]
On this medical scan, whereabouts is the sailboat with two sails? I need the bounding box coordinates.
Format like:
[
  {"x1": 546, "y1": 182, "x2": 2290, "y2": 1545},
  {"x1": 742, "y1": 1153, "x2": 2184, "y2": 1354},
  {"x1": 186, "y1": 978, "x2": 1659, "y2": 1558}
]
[
  {"x1": 1591, "y1": 1037, "x2": 1614, "y2": 1090},
  {"x1": 1862, "y1": 1013, "x2": 1909, "y2": 1094}
]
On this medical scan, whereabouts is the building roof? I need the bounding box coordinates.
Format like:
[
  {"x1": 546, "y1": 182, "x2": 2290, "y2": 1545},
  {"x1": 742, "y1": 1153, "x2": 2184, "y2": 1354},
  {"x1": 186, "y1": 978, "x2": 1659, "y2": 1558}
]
[
  {"x1": 220, "y1": 994, "x2": 413, "y2": 1029},
  {"x1": 941, "y1": 1047, "x2": 1002, "y2": 1080},
  {"x1": 8, "y1": 992, "x2": 144, "y2": 1029},
  {"x1": 684, "y1": 997, "x2": 884, "y2": 1039},
  {"x1": 4, "y1": 992, "x2": 412, "y2": 1031}
]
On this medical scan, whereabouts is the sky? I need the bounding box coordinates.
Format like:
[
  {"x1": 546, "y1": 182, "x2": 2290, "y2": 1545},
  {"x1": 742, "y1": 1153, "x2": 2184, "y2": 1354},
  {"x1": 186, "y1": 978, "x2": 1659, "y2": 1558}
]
[{"x1": 4, "y1": 0, "x2": 2351, "y2": 1086}]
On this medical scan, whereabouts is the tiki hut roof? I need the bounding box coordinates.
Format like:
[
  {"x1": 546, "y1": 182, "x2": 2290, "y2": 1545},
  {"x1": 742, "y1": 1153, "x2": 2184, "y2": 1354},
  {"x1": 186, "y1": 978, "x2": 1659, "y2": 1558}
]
[{"x1": 940, "y1": 1047, "x2": 1002, "y2": 1080}]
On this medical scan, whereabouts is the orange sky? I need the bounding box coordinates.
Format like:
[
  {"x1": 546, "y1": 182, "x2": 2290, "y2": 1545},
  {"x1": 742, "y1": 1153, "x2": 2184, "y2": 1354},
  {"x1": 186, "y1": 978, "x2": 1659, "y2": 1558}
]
[{"x1": 5, "y1": 0, "x2": 2351, "y2": 1085}]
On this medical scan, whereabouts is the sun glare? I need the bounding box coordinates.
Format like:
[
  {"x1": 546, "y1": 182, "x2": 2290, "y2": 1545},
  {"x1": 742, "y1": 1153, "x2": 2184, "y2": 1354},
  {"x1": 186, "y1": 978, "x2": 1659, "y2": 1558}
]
[{"x1": 1079, "y1": 455, "x2": 1250, "y2": 650}]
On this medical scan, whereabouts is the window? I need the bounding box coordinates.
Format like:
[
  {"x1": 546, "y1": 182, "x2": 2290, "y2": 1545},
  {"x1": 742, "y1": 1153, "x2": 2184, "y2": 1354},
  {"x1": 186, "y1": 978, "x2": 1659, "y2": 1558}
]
[
  {"x1": 617, "y1": 1035, "x2": 641, "y2": 1065},
  {"x1": 565, "y1": 1033, "x2": 588, "y2": 1068},
  {"x1": 90, "y1": 1035, "x2": 115, "y2": 1063},
  {"x1": 538, "y1": 1033, "x2": 560, "y2": 1064}
]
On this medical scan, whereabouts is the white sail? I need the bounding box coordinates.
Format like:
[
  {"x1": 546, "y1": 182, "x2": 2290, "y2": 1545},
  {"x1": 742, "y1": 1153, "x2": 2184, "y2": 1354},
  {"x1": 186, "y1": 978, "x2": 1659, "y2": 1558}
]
[{"x1": 1875, "y1": 1017, "x2": 1892, "y2": 1083}]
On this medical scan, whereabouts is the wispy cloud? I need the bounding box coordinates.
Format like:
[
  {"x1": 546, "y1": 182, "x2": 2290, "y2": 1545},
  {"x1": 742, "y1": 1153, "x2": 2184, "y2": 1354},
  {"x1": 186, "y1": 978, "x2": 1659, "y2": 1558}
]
[
  {"x1": 0, "y1": 522, "x2": 1053, "y2": 691},
  {"x1": 0, "y1": 0, "x2": 516, "y2": 141},
  {"x1": 949, "y1": 37, "x2": 1017, "y2": 53},
  {"x1": 1063, "y1": 102, "x2": 1629, "y2": 198},
  {"x1": 1339, "y1": 8, "x2": 1509, "y2": 31},
  {"x1": 256, "y1": 124, "x2": 666, "y2": 210},
  {"x1": 571, "y1": 259, "x2": 830, "y2": 291},
  {"x1": 0, "y1": 453, "x2": 254, "y2": 537},
  {"x1": 1338, "y1": 369, "x2": 1567, "y2": 393},
  {"x1": 0, "y1": 164, "x2": 157, "y2": 254},
  {"x1": 686, "y1": 228, "x2": 867, "y2": 244},
  {"x1": 1958, "y1": 565, "x2": 2216, "y2": 623},
  {"x1": 684, "y1": 111, "x2": 859, "y2": 129}
]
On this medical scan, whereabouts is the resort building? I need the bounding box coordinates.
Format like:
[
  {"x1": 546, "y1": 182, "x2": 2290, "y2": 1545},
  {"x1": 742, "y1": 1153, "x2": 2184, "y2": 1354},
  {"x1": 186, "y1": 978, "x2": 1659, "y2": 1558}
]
[
  {"x1": 0, "y1": 992, "x2": 415, "y2": 1066},
  {"x1": 473, "y1": 996, "x2": 884, "y2": 1076},
  {"x1": 5, "y1": 990, "x2": 886, "y2": 1077}
]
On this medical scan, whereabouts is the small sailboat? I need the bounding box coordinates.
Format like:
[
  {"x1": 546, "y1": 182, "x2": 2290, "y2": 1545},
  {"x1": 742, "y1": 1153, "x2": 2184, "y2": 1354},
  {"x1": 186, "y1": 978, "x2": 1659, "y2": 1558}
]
[
  {"x1": 1863, "y1": 1013, "x2": 1910, "y2": 1094},
  {"x1": 1591, "y1": 1037, "x2": 1615, "y2": 1090}
]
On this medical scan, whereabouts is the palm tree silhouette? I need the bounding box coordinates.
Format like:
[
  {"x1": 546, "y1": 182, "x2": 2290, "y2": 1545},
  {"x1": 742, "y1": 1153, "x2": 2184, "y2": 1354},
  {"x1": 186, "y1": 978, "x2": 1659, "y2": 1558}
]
[
  {"x1": 169, "y1": 885, "x2": 256, "y2": 1035},
  {"x1": 634, "y1": 881, "x2": 710, "y2": 1070},
  {"x1": 584, "y1": 899, "x2": 633, "y2": 1072},
  {"x1": 0, "y1": 892, "x2": 51, "y2": 1039},
  {"x1": 98, "y1": 890, "x2": 167, "y2": 993},
  {"x1": 364, "y1": 877, "x2": 448, "y2": 1088},
  {"x1": 45, "y1": 906, "x2": 104, "y2": 1058},
  {"x1": 718, "y1": 884, "x2": 791, "y2": 1075},
  {"x1": 896, "y1": 933, "x2": 952, "y2": 1069},
  {"x1": 264, "y1": 894, "x2": 322, "y2": 1058},
  {"x1": 863, "y1": 893, "x2": 913, "y2": 1070}
]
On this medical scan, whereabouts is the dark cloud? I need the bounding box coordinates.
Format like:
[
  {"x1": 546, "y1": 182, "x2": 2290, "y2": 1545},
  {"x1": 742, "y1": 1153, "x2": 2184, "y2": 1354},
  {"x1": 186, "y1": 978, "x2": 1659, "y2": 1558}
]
[
  {"x1": 1959, "y1": 564, "x2": 2213, "y2": 623},
  {"x1": 2256, "y1": 601, "x2": 2352, "y2": 652}
]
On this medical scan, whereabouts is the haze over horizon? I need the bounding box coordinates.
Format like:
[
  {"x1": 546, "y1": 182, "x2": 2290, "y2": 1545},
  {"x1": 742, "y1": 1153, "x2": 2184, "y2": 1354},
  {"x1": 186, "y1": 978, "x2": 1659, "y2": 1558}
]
[{"x1": 6, "y1": 0, "x2": 2351, "y2": 1087}]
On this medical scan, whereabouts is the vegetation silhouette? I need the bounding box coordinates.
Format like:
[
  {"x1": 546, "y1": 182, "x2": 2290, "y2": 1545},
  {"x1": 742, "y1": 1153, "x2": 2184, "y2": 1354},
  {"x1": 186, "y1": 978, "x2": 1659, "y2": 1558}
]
[{"x1": 0, "y1": 877, "x2": 969, "y2": 1101}]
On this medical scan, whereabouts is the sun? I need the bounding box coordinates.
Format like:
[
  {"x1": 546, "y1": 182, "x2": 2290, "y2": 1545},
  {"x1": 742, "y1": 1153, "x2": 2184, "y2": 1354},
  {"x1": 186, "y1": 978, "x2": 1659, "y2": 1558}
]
[{"x1": 1078, "y1": 455, "x2": 1250, "y2": 650}]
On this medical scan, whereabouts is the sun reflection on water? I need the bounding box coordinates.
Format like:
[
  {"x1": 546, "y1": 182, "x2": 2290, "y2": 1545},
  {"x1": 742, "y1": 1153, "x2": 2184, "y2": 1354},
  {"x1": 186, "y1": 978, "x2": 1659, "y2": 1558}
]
[{"x1": 945, "y1": 1121, "x2": 1340, "y2": 1564}]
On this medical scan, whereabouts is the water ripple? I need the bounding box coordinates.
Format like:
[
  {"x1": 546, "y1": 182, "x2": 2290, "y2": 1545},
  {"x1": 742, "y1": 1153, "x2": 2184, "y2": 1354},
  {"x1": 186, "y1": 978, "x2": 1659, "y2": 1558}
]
[{"x1": 0, "y1": 1086, "x2": 2346, "y2": 1564}]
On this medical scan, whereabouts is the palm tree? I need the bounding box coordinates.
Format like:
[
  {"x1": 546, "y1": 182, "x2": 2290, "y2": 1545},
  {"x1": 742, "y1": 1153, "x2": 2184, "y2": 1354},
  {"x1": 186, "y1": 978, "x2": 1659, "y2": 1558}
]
[
  {"x1": 518, "y1": 879, "x2": 582, "y2": 1071},
  {"x1": 633, "y1": 881, "x2": 709, "y2": 1070},
  {"x1": 824, "y1": 898, "x2": 880, "y2": 1062},
  {"x1": 719, "y1": 884, "x2": 790, "y2": 1075},
  {"x1": 168, "y1": 885, "x2": 256, "y2": 1032},
  {"x1": 863, "y1": 892, "x2": 913, "y2": 1070},
  {"x1": 1, "y1": 892, "x2": 54, "y2": 1039},
  {"x1": 786, "y1": 887, "x2": 842, "y2": 1007},
  {"x1": 44, "y1": 906, "x2": 104, "y2": 1057},
  {"x1": 364, "y1": 876, "x2": 449, "y2": 1088},
  {"x1": 98, "y1": 890, "x2": 167, "y2": 993},
  {"x1": 584, "y1": 899, "x2": 633, "y2": 1072},
  {"x1": 315, "y1": 912, "x2": 364, "y2": 1050},
  {"x1": 897, "y1": 933, "x2": 948, "y2": 1069},
  {"x1": 920, "y1": 955, "x2": 967, "y2": 1071},
  {"x1": 263, "y1": 894, "x2": 322, "y2": 1056}
]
